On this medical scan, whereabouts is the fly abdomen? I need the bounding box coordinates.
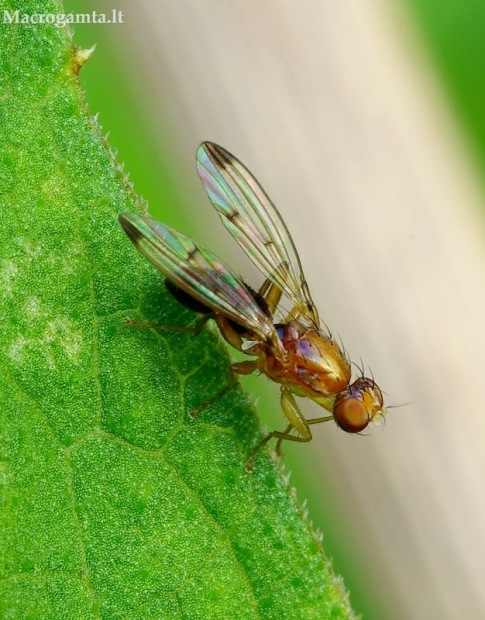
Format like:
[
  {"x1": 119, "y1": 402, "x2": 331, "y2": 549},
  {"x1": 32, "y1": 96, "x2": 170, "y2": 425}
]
[{"x1": 164, "y1": 278, "x2": 213, "y2": 315}]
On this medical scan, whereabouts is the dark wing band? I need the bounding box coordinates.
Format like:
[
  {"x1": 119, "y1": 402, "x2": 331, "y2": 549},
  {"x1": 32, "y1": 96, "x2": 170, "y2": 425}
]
[{"x1": 119, "y1": 213, "x2": 280, "y2": 346}]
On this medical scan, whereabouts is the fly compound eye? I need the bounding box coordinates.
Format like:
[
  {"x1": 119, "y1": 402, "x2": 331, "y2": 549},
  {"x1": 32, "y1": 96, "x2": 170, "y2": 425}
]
[
  {"x1": 333, "y1": 378, "x2": 384, "y2": 434},
  {"x1": 333, "y1": 395, "x2": 372, "y2": 433}
]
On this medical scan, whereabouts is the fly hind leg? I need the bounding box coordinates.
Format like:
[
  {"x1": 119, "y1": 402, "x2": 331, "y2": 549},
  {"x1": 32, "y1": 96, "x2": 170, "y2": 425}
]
[
  {"x1": 125, "y1": 313, "x2": 211, "y2": 334},
  {"x1": 125, "y1": 278, "x2": 213, "y2": 332}
]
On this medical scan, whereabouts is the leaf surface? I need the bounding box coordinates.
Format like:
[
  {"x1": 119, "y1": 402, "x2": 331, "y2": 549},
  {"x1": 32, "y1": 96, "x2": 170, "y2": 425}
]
[{"x1": 0, "y1": 2, "x2": 355, "y2": 618}]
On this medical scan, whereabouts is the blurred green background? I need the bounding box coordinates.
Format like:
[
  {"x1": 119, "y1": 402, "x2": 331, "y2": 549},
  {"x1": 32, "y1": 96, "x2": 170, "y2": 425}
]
[
  {"x1": 404, "y1": 0, "x2": 485, "y2": 185},
  {"x1": 65, "y1": 0, "x2": 485, "y2": 618}
]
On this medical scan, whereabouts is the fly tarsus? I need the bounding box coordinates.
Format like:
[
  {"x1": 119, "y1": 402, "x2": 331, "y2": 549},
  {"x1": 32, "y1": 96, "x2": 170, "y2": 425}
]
[
  {"x1": 124, "y1": 313, "x2": 211, "y2": 334},
  {"x1": 245, "y1": 427, "x2": 313, "y2": 472}
]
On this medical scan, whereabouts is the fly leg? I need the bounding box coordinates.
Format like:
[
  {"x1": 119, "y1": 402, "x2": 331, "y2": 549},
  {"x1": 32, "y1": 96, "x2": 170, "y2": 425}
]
[
  {"x1": 274, "y1": 414, "x2": 334, "y2": 456},
  {"x1": 257, "y1": 266, "x2": 286, "y2": 315},
  {"x1": 189, "y1": 359, "x2": 258, "y2": 417},
  {"x1": 257, "y1": 280, "x2": 283, "y2": 315},
  {"x1": 246, "y1": 388, "x2": 309, "y2": 471},
  {"x1": 246, "y1": 388, "x2": 334, "y2": 471},
  {"x1": 189, "y1": 367, "x2": 236, "y2": 418},
  {"x1": 274, "y1": 423, "x2": 292, "y2": 457},
  {"x1": 126, "y1": 311, "x2": 232, "y2": 416},
  {"x1": 125, "y1": 313, "x2": 212, "y2": 334},
  {"x1": 125, "y1": 277, "x2": 215, "y2": 332}
]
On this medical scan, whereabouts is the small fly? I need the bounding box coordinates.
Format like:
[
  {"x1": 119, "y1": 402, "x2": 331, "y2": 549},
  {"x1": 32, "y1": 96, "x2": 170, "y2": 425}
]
[{"x1": 119, "y1": 142, "x2": 386, "y2": 470}]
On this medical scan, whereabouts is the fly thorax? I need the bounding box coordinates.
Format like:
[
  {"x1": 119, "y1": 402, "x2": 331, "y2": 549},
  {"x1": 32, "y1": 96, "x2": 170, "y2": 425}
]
[{"x1": 281, "y1": 322, "x2": 351, "y2": 395}]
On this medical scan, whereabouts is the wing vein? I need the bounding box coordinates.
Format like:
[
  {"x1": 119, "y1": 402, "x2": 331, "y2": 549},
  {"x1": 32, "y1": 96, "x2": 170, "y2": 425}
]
[{"x1": 197, "y1": 142, "x2": 319, "y2": 324}]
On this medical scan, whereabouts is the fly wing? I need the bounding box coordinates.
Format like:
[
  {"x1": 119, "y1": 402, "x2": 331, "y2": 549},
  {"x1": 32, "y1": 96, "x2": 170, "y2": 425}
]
[
  {"x1": 119, "y1": 213, "x2": 279, "y2": 345},
  {"x1": 196, "y1": 142, "x2": 320, "y2": 325}
]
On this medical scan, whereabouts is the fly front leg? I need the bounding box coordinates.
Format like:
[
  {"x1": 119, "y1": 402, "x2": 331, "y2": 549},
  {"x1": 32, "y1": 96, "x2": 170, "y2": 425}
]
[
  {"x1": 245, "y1": 387, "x2": 312, "y2": 471},
  {"x1": 274, "y1": 413, "x2": 334, "y2": 456},
  {"x1": 274, "y1": 423, "x2": 292, "y2": 457},
  {"x1": 246, "y1": 388, "x2": 336, "y2": 471}
]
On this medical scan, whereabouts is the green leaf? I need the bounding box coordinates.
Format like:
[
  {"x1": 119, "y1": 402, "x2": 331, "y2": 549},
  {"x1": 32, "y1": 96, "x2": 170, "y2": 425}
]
[{"x1": 0, "y1": 1, "x2": 355, "y2": 618}]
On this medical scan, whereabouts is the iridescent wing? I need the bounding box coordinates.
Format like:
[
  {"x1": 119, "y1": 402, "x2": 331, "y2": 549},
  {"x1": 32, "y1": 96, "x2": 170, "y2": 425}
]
[
  {"x1": 196, "y1": 142, "x2": 320, "y2": 325},
  {"x1": 119, "y1": 213, "x2": 281, "y2": 346}
]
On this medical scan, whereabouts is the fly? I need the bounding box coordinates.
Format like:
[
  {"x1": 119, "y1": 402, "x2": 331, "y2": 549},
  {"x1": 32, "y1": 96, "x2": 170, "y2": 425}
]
[{"x1": 119, "y1": 142, "x2": 386, "y2": 470}]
